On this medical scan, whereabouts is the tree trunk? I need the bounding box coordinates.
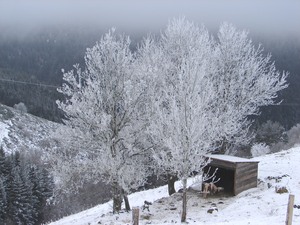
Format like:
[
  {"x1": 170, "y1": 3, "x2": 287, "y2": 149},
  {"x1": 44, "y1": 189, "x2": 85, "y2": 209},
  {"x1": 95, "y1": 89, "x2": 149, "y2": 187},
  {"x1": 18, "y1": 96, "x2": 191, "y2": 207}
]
[
  {"x1": 124, "y1": 194, "x2": 131, "y2": 212},
  {"x1": 219, "y1": 137, "x2": 231, "y2": 154},
  {"x1": 181, "y1": 178, "x2": 187, "y2": 222},
  {"x1": 113, "y1": 195, "x2": 122, "y2": 213},
  {"x1": 168, "y1": 174, "x2": 177, "y2": 196},
  {"x1": 112, "y1": 182, "x2": 123, "y2": 213}
]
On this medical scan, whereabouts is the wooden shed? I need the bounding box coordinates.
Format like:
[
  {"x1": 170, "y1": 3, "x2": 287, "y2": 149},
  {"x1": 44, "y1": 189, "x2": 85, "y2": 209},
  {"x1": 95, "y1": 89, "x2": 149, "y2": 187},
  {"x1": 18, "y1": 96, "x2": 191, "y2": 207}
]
[{"x1": 203, "y1": 155, "x2": 259, "y2": 196}]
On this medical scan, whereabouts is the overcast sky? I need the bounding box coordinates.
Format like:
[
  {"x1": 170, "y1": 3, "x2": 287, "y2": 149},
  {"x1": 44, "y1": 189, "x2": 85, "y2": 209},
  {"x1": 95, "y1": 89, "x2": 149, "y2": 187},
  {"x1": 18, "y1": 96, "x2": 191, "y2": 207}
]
[{"x1": 0, "y1": 0, "x2": 299, "y2": 38}]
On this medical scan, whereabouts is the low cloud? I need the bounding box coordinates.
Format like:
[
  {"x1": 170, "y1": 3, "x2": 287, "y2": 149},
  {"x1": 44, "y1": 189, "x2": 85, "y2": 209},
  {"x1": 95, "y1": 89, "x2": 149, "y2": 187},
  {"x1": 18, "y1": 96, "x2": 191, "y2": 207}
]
[{"x1": 0, "y1": 0, "x2": 299, "y2": 38}]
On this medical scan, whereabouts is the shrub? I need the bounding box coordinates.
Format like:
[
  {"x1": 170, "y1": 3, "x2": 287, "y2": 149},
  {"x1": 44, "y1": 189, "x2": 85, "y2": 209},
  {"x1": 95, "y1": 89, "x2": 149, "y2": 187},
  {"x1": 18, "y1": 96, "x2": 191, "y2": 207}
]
[
  {"x1": 255, "y1": 120, "x2": 285, "y2": 146},
  {"x1": 13, "y1": 102, "x2": 27, "y2": 113},
  {"x1": 251, "y1": 143, "x2": 270, "y2": 157}
]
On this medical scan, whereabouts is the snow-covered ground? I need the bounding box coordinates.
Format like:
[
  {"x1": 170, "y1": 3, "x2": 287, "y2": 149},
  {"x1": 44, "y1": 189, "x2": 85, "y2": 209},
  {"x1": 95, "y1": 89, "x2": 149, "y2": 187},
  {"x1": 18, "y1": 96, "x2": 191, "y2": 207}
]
[
  {"x1": 0, "y1": 120, "x2": 9, "y2": 144},
  {"x1": 49, "y1": 147, "x2": 300, "y2": 225}
]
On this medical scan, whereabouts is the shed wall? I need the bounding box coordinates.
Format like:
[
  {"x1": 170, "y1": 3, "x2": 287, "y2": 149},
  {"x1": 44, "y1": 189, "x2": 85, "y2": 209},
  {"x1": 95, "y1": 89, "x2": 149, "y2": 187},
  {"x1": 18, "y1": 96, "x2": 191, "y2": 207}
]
[{"x1": 234, "y1": 162, "x2": 258, "y2": 195}]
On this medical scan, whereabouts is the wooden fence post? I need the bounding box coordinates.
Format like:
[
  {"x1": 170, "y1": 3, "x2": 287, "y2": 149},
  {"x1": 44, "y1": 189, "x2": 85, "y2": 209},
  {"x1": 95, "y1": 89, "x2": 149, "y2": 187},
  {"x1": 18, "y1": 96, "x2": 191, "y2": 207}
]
[
  {"x1": 132, "y1": 207, "x2": 139, "y2": 225},
  {"x1": 286, "y1": 194, "x2": 295, "y2": 225}
]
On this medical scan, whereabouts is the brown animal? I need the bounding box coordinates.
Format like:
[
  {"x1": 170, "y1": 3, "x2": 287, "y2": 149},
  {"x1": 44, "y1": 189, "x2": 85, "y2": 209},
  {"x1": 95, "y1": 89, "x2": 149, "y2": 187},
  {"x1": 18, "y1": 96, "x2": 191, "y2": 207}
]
[{"x1": 202, "y1": 182, "x2": 224, "y2": 197}]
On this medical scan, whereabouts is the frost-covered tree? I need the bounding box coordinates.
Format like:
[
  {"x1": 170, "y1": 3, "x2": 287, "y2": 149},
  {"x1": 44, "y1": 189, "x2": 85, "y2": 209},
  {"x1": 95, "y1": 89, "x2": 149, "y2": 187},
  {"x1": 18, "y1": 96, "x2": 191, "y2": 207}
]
[
  {"x1": 52, "y1": 29, "x2": 151, "y2": 213},
  {"x1": 140, "y1": 18, "x2": 220, "y2": 222},
  {"x1": 142, "y1": 18, "x2": 288, "y2": 222},
  {"x1": 209, "y1": 23, "x2": 288, "y2": 154},
  {"x1": 50, "y1": 19, "x2": 287, "y2": 220}
]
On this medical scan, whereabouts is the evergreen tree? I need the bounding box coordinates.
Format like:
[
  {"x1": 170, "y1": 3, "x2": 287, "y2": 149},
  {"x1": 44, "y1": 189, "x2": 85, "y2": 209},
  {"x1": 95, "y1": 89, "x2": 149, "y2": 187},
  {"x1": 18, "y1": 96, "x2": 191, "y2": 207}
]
[
  {"x1": 0, "y1": 147, "x2": 8, "y2": 223},
  {"x1": 0, "y1": 146, "x2": 7, "y2": 176},
  {"x1": 11, "y1": 151, "x2": 21, "y2": 168},
  {"x1": 0, "y1": 176, "x2": 7, "y2": 224},
  {"x1": 36, "y1": 167, "x2": 54, "y2": 222},
  {"x1": 3, "y1": 153, "x2": 14, "y2": 225},
  {"x1": 0, "y1": 151, "x2": 54, "y2": 225},
  {"x1": 10, "y1": 167, "x2": 28, "y2": 224},
  {"x1": 22, "y1": 165, "x2": 39, "y2": 225},
  {"x1": 27, "y1": 166, "x2": 43, "y2": 224},
  {"x1": 10, "y1": 165, "x2": 38, "y2": 225}
]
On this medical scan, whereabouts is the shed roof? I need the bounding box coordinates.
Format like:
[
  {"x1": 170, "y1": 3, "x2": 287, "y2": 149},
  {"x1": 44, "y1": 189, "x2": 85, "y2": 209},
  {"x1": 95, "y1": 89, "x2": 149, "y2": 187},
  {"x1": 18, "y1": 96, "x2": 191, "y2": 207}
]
[{"x1": 207, "y1": 154, "x2": 259, "y2": 163}]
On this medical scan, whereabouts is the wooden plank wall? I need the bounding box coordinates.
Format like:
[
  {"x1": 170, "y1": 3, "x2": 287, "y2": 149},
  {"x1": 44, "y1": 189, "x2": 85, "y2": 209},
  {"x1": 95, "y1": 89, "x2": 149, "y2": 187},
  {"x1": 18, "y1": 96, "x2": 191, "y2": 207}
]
[{"x1": 234, "y1": 162, "x2": 258, "y2": 195}]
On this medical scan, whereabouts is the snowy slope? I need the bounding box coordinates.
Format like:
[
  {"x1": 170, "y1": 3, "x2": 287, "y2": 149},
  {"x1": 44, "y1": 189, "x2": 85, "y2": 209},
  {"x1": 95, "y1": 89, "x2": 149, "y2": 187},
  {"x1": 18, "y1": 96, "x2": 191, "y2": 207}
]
[
  {"x1": 0, "y1": 104, "x2": 59, "y2": 154},
  {"x1": 49, "y1": 147, "x2": 300, "y2": 225},
  {"x1": 0, "y1": 120, "x2": 9, "y2": 145},
  {"x1": 2, "y1": 102, "x2": 298, "y2": 225}
]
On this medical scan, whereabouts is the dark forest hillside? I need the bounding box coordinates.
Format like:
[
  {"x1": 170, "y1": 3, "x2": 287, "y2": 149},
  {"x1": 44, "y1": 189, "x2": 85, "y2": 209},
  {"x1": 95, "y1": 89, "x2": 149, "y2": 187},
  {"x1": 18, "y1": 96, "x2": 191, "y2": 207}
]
[
  {"x1": 254, "y1": 36, "x2": 300, "y2": 129},
  {"x1": 0, "y1": 28, "x2": 98, "y2": 122}
]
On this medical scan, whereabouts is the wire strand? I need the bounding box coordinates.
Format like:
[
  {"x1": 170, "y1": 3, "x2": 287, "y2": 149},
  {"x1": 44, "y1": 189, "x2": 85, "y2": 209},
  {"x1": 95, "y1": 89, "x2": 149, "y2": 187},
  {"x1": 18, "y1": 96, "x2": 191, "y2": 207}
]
[
  {"x1": 0, "y1": 78, "x2": 300, "y2": 106},
  {"x1": 0, "y1": 77, "x2": 59, "y2": 89}
]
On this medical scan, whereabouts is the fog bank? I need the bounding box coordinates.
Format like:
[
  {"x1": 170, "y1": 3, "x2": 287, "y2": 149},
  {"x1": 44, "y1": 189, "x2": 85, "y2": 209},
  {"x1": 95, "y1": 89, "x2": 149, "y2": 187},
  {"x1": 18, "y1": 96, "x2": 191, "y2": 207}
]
[{"x1": 0, "y1": 0, "x2": 299, "y2": 38}]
